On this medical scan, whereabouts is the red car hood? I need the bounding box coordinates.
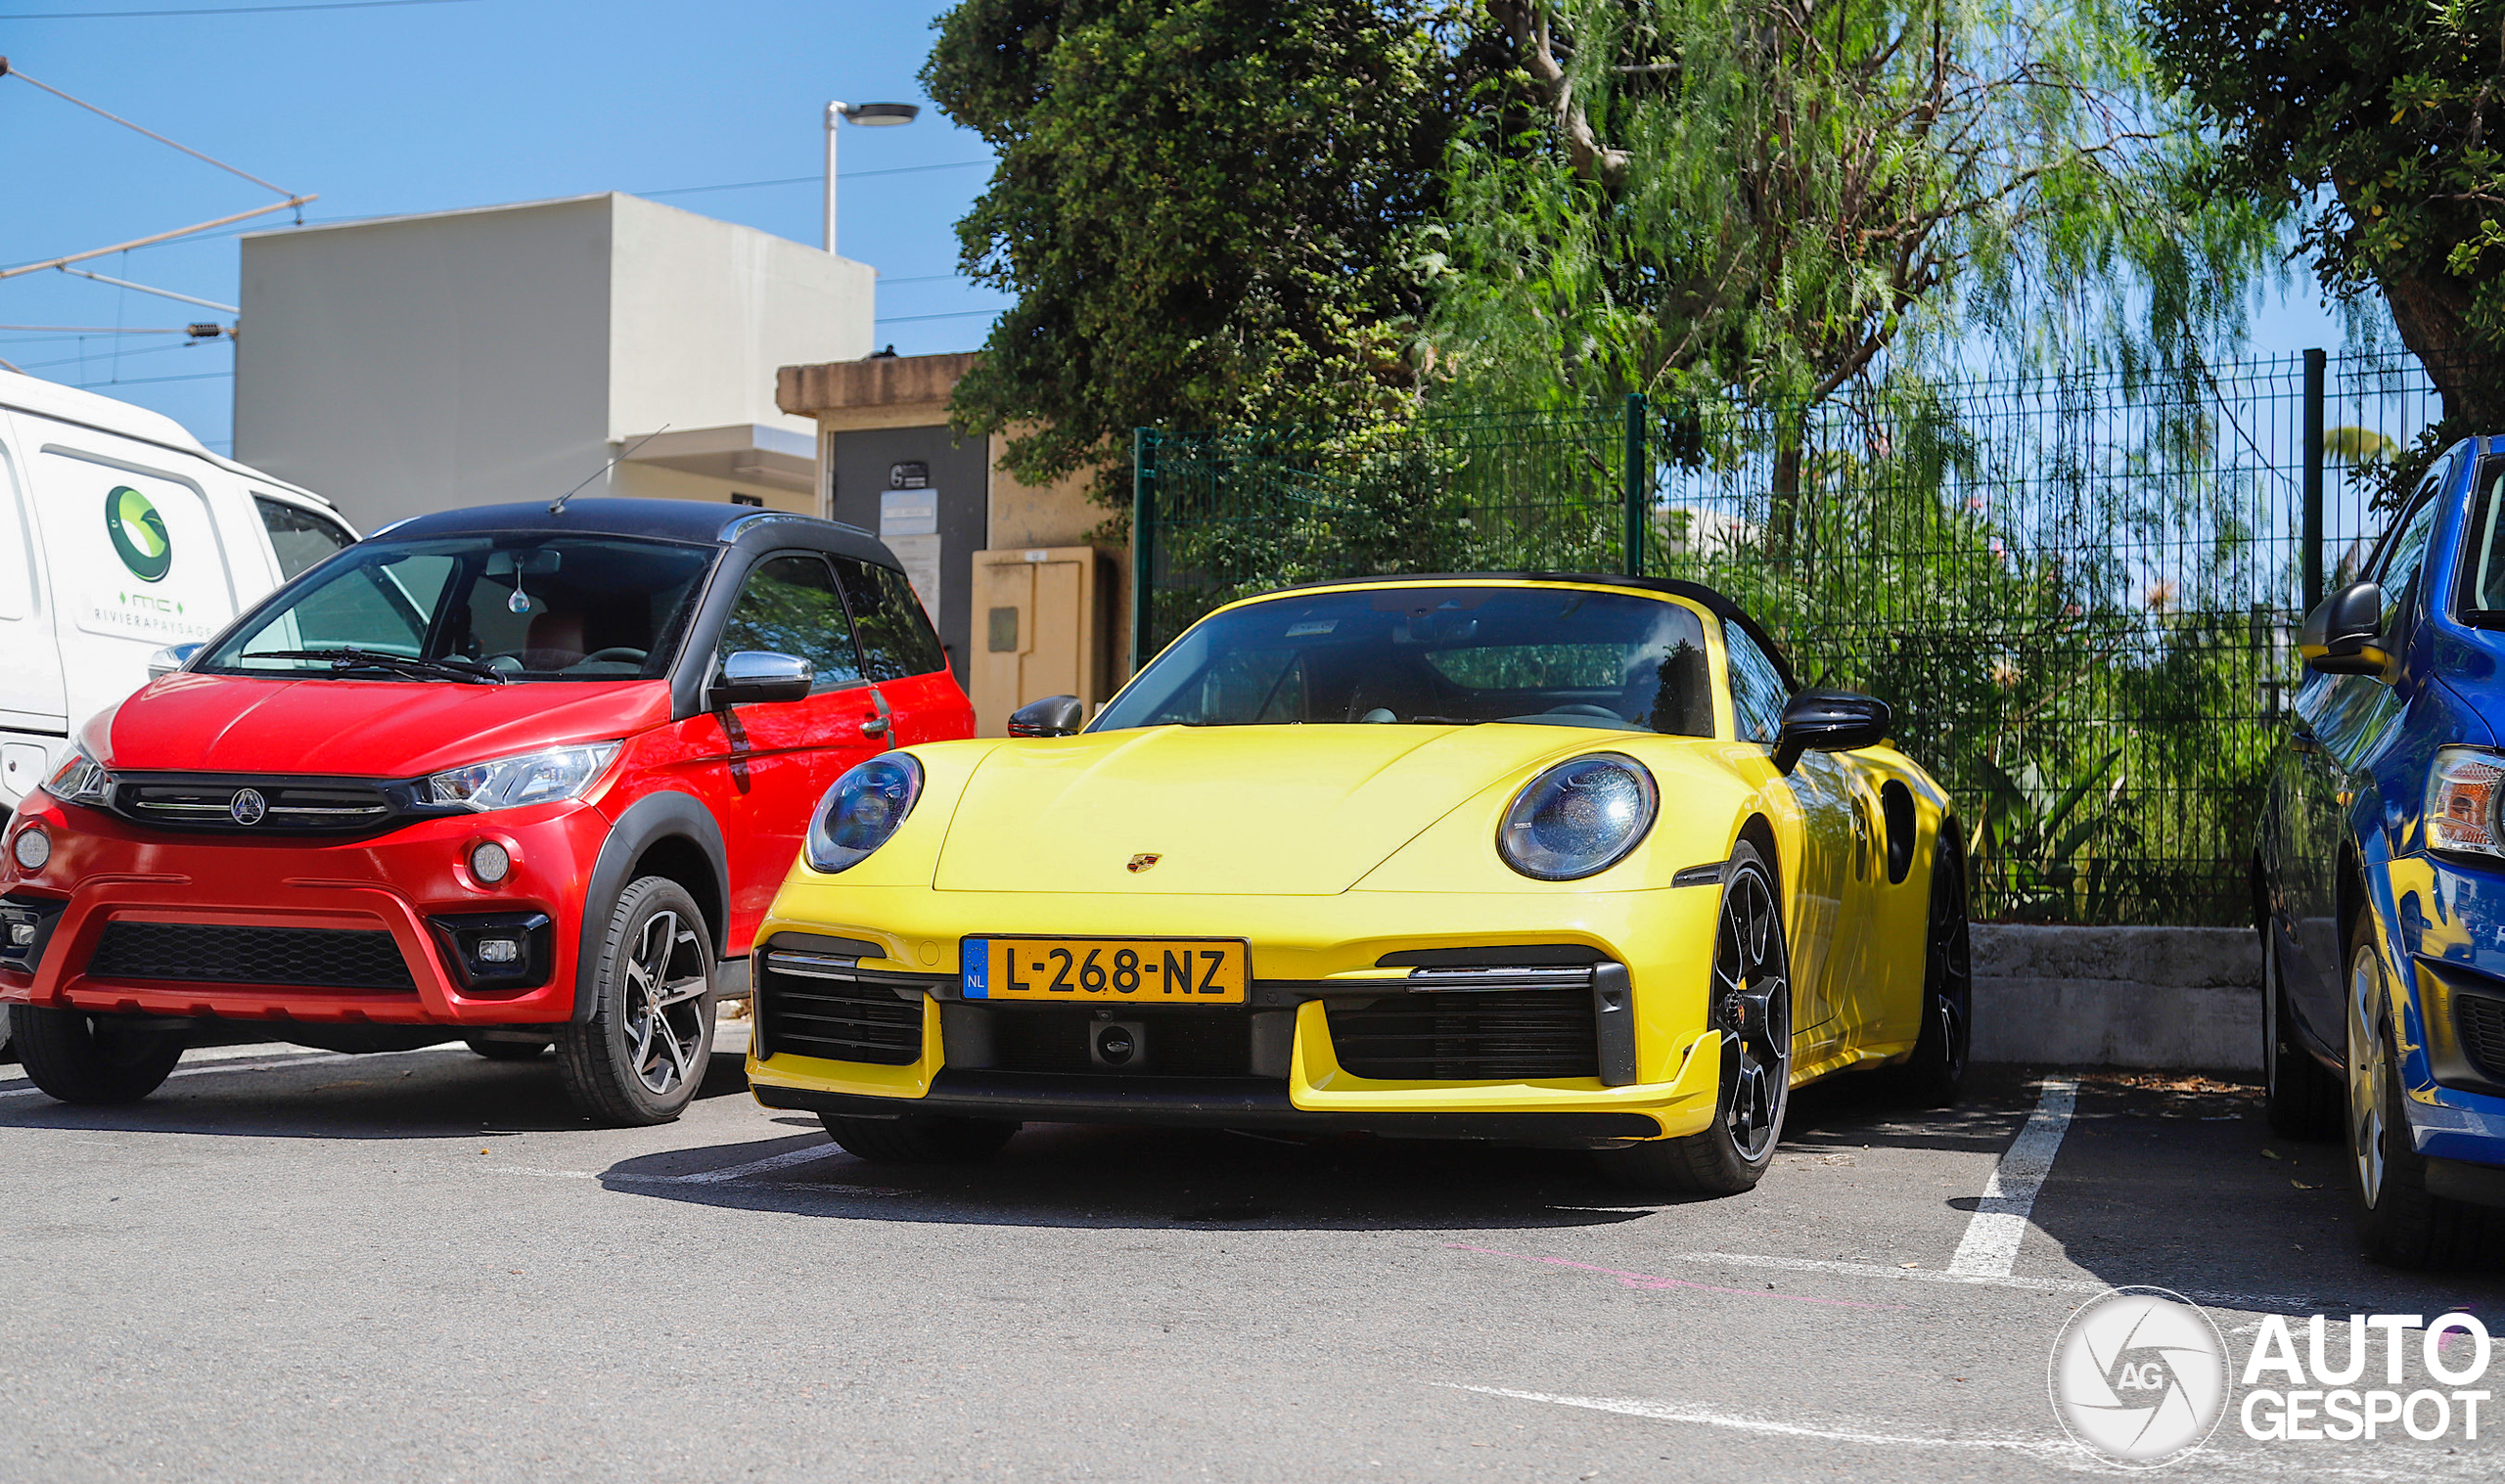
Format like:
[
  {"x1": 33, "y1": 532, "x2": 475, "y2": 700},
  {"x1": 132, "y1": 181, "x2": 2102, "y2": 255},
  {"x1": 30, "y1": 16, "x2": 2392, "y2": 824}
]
[{"x1": 90, "y1": 673, "x2": 673, "y2": 778}]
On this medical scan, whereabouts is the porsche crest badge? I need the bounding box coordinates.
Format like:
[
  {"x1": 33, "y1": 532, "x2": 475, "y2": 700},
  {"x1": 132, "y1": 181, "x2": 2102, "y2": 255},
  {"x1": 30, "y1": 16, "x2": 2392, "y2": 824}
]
[{"x1": 1125, "y1": 853, "x2": 1161, "y2": 874}]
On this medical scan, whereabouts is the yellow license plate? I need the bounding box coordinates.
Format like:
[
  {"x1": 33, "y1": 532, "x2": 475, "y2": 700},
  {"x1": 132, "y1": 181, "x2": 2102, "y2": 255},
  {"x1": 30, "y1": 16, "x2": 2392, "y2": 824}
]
[{"x1": 963, "y1": 937, "x2": 1249, "y2": 1004}]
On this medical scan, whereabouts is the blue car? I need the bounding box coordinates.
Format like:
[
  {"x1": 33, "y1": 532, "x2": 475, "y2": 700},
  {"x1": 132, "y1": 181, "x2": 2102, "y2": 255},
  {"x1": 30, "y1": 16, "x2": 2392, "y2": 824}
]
[{"x1": 2258, "y1": 437, "x2": 2505, "y2": 1266}]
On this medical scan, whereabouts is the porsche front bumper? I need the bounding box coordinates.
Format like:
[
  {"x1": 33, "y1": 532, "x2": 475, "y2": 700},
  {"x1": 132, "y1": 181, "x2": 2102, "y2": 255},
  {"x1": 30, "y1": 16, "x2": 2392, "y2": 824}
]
[{"x1": 744, "y1": 882, "x2": 1729, "y2": 1147}]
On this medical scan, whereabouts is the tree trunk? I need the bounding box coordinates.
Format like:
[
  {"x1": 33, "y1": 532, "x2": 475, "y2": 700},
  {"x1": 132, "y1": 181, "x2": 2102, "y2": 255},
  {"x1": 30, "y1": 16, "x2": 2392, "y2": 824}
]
[
  {"x1": 2381, "y1": 271, "x2": 2505, "y2": 428},
  {"x1": 1770, "y1": 425, "x2": 1804, "y2": 556}
]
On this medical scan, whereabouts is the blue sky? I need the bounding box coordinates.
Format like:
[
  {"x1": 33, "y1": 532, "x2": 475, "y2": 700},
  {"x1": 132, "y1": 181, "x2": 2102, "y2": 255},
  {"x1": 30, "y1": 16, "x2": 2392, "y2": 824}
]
[
  {"x1": 1, "y1": 0, "x2": 1002, "y2": 451},
  {"x1": 2, "y1": 0, "x2": 2349, "y2": 457}
]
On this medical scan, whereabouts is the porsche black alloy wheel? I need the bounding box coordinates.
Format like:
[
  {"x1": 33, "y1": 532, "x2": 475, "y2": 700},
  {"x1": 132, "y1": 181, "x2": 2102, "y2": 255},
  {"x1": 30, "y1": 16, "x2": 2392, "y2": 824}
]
[
  {"x1": 9, "y1": 1005, "x2": 186, "y2": 1104},
  {"x1": 1598, "y1": 839, "x2": 1791, "y2": 1195},
  {"x1": 2260, "y1": 919, "x2": 2339, "y2": 1141},
  {"x1": 819, "y1": 1111, "x2": 1021, "y2": 1164},
  {"x1": 1893, "y1": 832, "x2": 1972, "y2": 1106},
  {"x1": 556, "y1": 876, "x2": 716, "y2": 1127}
]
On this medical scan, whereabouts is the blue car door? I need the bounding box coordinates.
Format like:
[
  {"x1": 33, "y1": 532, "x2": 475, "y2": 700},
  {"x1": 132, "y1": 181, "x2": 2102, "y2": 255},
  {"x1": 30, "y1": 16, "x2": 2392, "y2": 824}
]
[{"x1": 2286, "y1": 461, "x2": 2452, "y2": 1041}]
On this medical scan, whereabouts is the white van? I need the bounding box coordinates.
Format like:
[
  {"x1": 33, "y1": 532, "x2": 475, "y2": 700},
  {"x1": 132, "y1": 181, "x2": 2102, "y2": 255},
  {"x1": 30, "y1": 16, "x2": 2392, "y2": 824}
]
[{"x1": 0, "y1": 370, "x2": 357, "y2": 822}]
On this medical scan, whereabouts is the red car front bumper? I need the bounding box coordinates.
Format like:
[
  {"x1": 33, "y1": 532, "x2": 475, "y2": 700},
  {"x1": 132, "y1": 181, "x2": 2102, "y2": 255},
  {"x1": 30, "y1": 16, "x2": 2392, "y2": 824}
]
[{"x1": 0, "y1": 791, "x2": 609, "y2": 1026}]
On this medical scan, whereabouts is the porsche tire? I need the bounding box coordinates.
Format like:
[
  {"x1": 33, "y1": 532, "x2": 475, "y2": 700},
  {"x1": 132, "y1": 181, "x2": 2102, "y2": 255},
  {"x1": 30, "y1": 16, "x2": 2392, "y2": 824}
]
[
  {"x1": 555, "y1": 877, "x2": 715, "y2": 1128},
  {"x1": 2345, "y1": 924, "x2": 2502, "y2": 1269},
  {"x1": 9, "y1": 1006, "x2": 185, "y2": 1104},
  {"x1": 818, "y1": 1112, "x2": 1020, "y2": 1164},
  {"x1": 1891, "y1": 831, "x2": 1972, "y2": 1107},
  {"x1": 2261, "y1": 922, "x2": 2339, "y2": 1141},
  {"x1": 1597, "y1": 841, "x2": 1790, "y2": 1196}
]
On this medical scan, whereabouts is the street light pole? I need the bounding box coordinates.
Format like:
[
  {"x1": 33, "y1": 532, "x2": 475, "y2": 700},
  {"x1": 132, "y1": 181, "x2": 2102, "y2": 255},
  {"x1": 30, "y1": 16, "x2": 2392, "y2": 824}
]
[
  {"x1": 822, "y1": 100, "x2": 919, "y2": 257},
  {"x1": 823, "y1": 101, "x2": 844, "y2": 253}
]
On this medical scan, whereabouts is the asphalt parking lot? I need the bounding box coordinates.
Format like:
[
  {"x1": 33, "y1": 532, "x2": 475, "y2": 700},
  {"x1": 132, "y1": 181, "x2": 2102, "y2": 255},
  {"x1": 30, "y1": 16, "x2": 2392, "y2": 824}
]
[{"x1": 4, "y1": 1024, "x2": 2503, "y2": 1482}]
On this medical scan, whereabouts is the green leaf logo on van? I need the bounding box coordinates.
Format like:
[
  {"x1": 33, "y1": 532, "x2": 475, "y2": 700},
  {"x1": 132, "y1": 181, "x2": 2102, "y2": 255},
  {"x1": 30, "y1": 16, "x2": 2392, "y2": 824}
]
[{"x1": 106, "y1": 486, "x2": 172, "y2": 583}]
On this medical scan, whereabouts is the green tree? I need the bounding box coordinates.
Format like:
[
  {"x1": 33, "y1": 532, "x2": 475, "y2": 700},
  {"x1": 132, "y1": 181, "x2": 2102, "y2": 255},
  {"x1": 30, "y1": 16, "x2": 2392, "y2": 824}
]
[
  {"x1": 924, "y1": 1, "x2": 1481, "y2": 510},
  {"x1": 2147, "y1": 0, "x2": 2505, "y2": 430},
  {"x1": 1427, "y1": 0, "x2": 2270, "y2": 504}
]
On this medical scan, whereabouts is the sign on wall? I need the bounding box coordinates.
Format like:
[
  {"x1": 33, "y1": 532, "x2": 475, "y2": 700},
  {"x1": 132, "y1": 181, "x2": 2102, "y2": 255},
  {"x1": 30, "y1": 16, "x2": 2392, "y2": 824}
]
[{"x1": 879, "y1": 486, "x2": 943, "y2": 619}]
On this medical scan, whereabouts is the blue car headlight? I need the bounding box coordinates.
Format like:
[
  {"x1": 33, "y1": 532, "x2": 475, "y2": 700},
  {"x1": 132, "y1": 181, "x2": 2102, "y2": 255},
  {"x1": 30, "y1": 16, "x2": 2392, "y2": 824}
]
[
  {"x1": 806, "y1": 754, "x2": 923, "y2": 874},
  {"x1": 1498, "y1": 754, "x2": 1658, "y2": 880},
  {"x1": 2429, "y1": 745, "x2": 2505, "y2": 858}
]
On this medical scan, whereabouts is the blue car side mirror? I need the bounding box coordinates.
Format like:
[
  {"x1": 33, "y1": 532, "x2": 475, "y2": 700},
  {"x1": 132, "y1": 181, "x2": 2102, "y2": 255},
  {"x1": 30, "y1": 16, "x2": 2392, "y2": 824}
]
[{"x1": 2300, "y1": 581, "x2": 2391, "y2": 677}]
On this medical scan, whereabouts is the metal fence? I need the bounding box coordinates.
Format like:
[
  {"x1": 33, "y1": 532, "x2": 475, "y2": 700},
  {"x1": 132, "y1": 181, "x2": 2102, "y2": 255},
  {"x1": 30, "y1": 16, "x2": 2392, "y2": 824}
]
[{"x1": 1131, "y1": 352, "x2": 2453, "y2": 925}]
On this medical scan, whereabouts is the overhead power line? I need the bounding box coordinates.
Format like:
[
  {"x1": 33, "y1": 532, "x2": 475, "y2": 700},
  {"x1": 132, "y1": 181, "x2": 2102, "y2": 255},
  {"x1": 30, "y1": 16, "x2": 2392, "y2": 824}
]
[
  {"x1": 1, "y1": 59, "x2": 294, "y2": 196},
  {"x1": 0, "y1": 0, "x2": 478, "y2": 18},
  {"x1": 642, "y1": 160, "x2": 988, "y2": 199},
  {"x1": 876, "y1": 309, "x2": 1004, "y2": 324},
  {"x1": 56, "y1": 265, "x2": 238, "y2": 313},
  {"x1": 0, "y1": 59, "x2": 315, "y2": 274},
  {"x1": 0, "y1": 323, "x2": 201, "y2": 334},
  {"x1": 72, "y1": 370, "x2": 231, "y2": 388}
]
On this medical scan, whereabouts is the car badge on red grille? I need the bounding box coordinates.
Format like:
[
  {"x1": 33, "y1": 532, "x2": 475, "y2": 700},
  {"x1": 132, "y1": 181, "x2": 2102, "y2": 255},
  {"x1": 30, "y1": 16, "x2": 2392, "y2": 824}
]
[
  {"x1": 230, "y1": 788, "x2": 267, "y2": 826},
  {"x1": 1125, "y1": 853, "x2": 1161, "y2": 873}
]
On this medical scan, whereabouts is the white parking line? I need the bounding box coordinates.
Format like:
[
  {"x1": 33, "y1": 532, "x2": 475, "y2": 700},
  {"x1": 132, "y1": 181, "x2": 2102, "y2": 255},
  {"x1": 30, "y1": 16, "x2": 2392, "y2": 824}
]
[
  {"x1": 1946, "y1": 1075, "x2": 2077, "y2": 1280},
  {"x1": 0, "y1": 1042, "x2": 470, "y2": 1099},
  {"x1": 1675, "y1": 1250, "x2": 2104, "y2": 1293},
  {"x1": 1444, "y1": 1385, "x2": 2451, "y2": 1480},
  {"x1": 666, "y1": 1140, "x2": 848, "y2": 1184},
  {"x1": 1440, "y1": 1385, "x2": 2093, "y2": 1466}
]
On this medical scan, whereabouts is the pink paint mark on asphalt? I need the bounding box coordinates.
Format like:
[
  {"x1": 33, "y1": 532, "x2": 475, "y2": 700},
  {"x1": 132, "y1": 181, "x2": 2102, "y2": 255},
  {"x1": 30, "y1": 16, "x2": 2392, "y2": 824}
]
[{"x1": 1445, "y1": 1243, "x2": 1911, "y2": 1311}]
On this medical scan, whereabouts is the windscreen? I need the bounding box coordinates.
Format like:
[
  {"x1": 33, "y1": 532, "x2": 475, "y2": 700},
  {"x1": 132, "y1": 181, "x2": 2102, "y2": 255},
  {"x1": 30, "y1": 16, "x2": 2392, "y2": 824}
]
[
  {"x1": 1092, "y1": 585, "x2": 1715, "y2": 735},
  {"x1": 2459, "y1": 463, "x2": 2505, "y2": 622},
  {"x1": 200, "y1": 534, "x2": 718, "y2": 681}
]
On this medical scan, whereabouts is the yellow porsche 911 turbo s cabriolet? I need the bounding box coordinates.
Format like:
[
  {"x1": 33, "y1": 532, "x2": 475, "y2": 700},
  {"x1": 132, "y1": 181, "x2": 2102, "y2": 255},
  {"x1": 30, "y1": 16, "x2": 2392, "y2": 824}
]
[{"x1": 746, "y1": 573, "x2": 1970, "y2": 1193}]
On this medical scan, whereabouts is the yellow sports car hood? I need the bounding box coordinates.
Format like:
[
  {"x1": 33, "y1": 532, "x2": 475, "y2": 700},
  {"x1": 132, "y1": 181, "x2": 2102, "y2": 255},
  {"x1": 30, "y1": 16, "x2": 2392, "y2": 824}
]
[{"x1": 931, "y1": 723, "x2": 1625, "y2": 895}]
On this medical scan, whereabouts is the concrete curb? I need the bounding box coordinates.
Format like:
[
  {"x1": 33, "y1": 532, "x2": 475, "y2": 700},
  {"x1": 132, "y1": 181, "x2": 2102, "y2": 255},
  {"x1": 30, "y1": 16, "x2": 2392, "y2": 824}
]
[{"x1": 1970, "y1": 922, "x2": 2259, "y2": 1072}]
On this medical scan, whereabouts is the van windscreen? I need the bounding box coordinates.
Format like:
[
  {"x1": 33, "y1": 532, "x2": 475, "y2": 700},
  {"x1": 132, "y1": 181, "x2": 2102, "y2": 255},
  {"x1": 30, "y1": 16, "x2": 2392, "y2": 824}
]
[{"x1": 199, "y1": 534, "x2": 718, "y2": 682}]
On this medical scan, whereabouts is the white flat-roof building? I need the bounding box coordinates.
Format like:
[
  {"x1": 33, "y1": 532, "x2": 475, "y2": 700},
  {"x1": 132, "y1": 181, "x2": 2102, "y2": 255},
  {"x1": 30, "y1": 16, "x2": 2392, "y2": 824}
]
[{"x1": 234, "y1": 192, "x2": 872, "y2": 529}]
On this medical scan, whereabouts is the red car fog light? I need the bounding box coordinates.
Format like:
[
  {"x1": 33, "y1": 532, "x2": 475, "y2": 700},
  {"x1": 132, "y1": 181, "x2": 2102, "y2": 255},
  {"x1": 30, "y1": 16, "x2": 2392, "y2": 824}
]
[
  {"x1": 426, "y1": 911, "x2": 553, "y2": 991},
  {"x1": 11, "y1": 826, "x2": 50, "y2": 874},
  {"x1": 468, "y1": 839, "x2": 512, "y2": 884}
]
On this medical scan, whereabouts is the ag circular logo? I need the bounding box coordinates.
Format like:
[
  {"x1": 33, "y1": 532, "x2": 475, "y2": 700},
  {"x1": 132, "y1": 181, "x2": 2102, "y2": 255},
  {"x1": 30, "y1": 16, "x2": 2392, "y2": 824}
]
[
  {"x1": 106, "y1": 486, "x2": 172, "y2": 583},
  {"x1": 229, "y1": 788, "x2": 267, "y2": 826},
  {"x1": 2049, "y1": 1286, "x2": 2229, "y2": 1466}
]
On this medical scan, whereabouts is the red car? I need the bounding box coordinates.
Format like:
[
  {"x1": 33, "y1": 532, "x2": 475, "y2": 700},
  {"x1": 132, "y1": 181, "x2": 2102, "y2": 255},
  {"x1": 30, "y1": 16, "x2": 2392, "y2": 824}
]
[{"x1": 0, "y1": 499, "x2": 972, "y2": 1125}]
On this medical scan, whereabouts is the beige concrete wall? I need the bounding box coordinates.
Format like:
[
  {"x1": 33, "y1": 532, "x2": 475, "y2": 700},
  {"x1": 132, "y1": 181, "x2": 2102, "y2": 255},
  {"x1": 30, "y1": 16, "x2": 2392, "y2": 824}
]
[
  {"x1": 607, "y1": 195, "x2": 872, "y2": 446},
  {"x1": 781, "y1": 354, "x2": 1137, "y2": 686},
  {"x1": 239, "y1": 193, "x2": 870, "y2": 530},
  {"x1": 237, "y1": 196, "x2": 615, "y2": 531},
  {"x1": 609, "y1": 459, "x2": 811, "y2": 516}
]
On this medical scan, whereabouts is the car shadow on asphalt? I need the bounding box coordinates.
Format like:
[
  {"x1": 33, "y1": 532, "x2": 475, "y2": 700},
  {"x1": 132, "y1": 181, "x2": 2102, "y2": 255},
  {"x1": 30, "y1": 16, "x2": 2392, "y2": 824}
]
[
  {"x1": 2013, "y1": 1066, "x2": 2505, "y2": 1311},
  {"x1": 598, "y1": 1117, "x2": 1699, "y2": 1232},
  {"x1": 0, "y1": 1043, "x2": 756, "y2": 1140},
  {"x1": 595, "y1": 1065, "x2": 2020, "y2": 1233}
]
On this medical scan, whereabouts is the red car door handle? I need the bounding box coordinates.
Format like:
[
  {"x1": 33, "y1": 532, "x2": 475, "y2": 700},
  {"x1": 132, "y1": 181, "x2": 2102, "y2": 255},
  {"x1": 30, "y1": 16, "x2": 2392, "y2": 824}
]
[{"x1": 861, "y1": 716, "x2": 889, "y2": 738}]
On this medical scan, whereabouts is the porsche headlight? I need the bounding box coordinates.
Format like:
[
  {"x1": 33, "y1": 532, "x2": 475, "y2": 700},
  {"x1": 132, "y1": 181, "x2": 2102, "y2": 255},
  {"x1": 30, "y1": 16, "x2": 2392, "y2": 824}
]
[
  {"x1": 427, "y1": 742, "x2": 619, "y2": 812},
  {"x1": 806, "y1": 754, "x2": 923, "y2": 874},
  {"x1": 2429, "y1": 745, "x2": 2505, "y2": 857},
  {"x1": 1499, "y1": 753, "x2": 1659, "y2": 880},
  {"x1": 42, "y1": 746, "x2": 111, "y2": 807}
]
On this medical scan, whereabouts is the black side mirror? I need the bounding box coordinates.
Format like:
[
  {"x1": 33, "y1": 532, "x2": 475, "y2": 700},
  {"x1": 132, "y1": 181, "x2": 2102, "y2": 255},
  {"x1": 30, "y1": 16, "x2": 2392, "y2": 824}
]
[
  {"x1": 1009, "y1": 695, "x2": 1085, "y2": 738},
  {"x1": 1772, "y1": 689, "x2": 1891, "y2": 773},
  {"x1": 709, "y1": 651, "x2": 813, "y2": 707},
  {"x1": 2300, "y1": 580, "x2": 2391, "y2": 676}
]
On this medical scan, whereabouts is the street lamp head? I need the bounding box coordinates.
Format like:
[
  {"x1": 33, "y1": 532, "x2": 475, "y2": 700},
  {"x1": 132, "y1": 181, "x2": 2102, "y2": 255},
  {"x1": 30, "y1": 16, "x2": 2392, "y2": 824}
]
[{"x1": 840, "y1": 102, "x2": 919, "y2": 127}]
